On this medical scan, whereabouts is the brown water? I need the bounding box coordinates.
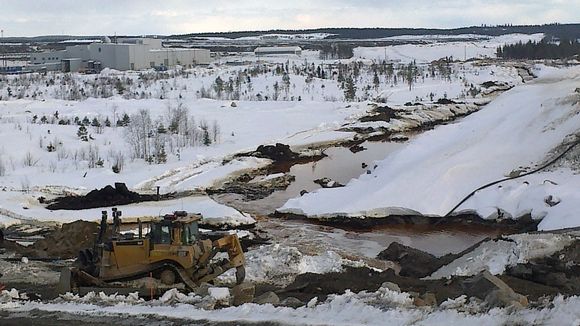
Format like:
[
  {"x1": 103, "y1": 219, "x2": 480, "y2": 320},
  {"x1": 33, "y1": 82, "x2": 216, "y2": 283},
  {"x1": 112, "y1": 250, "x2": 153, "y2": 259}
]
[
  {"x1": 214, "y1": 140, "x2": 509, "y2": 258},
  {"x1": 215, "y1": 141, "x2": 405, "y2": 216}
]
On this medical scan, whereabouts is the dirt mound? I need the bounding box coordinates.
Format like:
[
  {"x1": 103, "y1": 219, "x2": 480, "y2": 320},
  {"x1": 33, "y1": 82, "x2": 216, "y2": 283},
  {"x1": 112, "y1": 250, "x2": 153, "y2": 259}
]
[
  {"x1": 377, "y1": 242, "x2": 444, "y2": 277},
  {"x1": 28, "y1": 220, "x2": 99, "y2": 259},
  {"x1": 252, "y1": 143, "x2": 299, "y2": 162},
  {"x1": 435, "y1": 98, "x2": 457, "y2": 105},
  {"x1": 359, "y1": 106, "x2": 396, "y2": 123},
  {"x1": 1, "y1": 220, "x2": 99, "y2": 259},
  {"x1": 46, "y1": 183, "x2": 156, "y2": 210}
]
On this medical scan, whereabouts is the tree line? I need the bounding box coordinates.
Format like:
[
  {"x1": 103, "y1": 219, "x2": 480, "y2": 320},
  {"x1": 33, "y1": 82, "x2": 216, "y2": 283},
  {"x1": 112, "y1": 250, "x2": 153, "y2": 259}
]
[{"x1": 497, "y1": 39, "x2": 580, "y2": 59}]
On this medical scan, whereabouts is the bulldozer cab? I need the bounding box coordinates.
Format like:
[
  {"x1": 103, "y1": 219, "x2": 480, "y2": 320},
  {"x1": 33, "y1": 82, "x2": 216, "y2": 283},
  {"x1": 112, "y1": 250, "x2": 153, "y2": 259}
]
[{"x1": 149, "y1": 211, "x2": 202, "y2": 246}]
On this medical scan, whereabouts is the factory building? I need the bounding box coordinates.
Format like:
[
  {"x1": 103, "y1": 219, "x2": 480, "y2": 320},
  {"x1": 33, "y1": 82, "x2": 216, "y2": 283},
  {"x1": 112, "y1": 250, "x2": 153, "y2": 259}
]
[
  {"x1": 30, "y1": 38, "x2": 211, "y2": 72},
  {"x1": 254, "y1": 46, "x2": 302, "y2": 56}
]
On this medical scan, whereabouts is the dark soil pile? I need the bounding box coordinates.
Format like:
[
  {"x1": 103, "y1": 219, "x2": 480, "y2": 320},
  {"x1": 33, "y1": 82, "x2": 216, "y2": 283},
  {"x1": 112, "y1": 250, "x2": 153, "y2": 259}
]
[
  {"x1": 252, "y1": 143, "x2": 299, "y2": 161},
  {"x1": 435, "y1": 98, "x2": 458, "y2": 105},
  {"x1": 279, "y1": 267, "x2": 466, "y2": 303},
  {"x1": 46, "y1": 183, "x2": 156, "y2": 210},
  {"x1": 359, "y1": 106, "x2": 396, "y2": 123}
]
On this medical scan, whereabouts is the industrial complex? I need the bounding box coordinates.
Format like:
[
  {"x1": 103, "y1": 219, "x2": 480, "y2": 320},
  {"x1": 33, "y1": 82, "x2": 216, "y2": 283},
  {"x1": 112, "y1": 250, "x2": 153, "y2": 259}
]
[{"x1": 29, "y1": 38, "x2": 211, "y2": 72}]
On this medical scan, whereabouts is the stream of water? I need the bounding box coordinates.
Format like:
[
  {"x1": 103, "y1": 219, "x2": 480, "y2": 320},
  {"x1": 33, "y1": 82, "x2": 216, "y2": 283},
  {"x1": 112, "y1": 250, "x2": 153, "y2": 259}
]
[{"x1": 215, "y1": 140, "x2": 508, "y2": 257}]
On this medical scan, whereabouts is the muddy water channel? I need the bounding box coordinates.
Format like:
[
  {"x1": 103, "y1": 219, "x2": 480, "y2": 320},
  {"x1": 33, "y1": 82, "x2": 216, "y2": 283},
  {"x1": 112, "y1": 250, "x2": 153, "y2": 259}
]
[
  {"x1": 214, "y1": 140, "x2": 513, "y2": 258},
  {"x1": 217, "y1": 141, "x2": 405, "y2": 215}
]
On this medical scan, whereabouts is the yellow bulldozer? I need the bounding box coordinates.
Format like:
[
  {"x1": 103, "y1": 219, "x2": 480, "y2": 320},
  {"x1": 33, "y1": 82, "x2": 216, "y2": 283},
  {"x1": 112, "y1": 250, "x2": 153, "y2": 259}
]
[{"x1": 59, "y1": 208, "x2": 246, "y2": 295}]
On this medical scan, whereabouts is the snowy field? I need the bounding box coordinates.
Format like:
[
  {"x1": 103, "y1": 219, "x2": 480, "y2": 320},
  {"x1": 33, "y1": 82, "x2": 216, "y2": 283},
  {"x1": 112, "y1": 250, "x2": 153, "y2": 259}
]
[
  {"x1": 354, "y1": 33, "x2": 545, "y2": 63},
  {"x1": 0, "y1": 35, "x2": 529, "y2": 227}
]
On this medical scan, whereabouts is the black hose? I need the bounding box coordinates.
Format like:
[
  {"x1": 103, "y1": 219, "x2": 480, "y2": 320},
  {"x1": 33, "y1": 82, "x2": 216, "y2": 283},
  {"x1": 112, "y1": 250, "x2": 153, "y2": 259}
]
[{"x1": 444, "y1": 137, "x2": 580, "y2": 217}]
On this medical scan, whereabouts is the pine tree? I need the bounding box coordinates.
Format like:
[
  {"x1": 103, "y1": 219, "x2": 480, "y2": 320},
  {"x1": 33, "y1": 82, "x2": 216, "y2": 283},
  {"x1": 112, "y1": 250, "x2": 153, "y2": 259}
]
[
  {"x1": 344, "y1": 77, "x2": 357, "y2": 101},
  {"x1": 104, "y1": 117, "x2": 111, "y2": 127},
  {"x1": 156, "y1": 145, "x2": 167, "y2": 164},
  {"x1": 91, "y1": 117, "x2": 101, "y2": 127},
  {"x1": 77, "y1": 125, "x2": 88, "y2": 141}
]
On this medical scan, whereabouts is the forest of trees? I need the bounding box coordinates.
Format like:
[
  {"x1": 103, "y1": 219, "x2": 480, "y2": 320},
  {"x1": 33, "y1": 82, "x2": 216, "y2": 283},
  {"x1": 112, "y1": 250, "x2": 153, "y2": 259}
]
[{"x1": 497, "y1": 39, "x2": 580, "y2": 59}]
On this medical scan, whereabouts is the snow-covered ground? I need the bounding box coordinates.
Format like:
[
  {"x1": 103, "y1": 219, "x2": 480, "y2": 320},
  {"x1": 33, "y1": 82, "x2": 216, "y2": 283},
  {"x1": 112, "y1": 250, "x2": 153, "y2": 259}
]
[
  {"x1": 0, "y1": 41, "x2": 525, "y2": 227},
  {"x1": 354, "y1": 33, "x2": 545, "y2": 63},
  {"x1": 280, "y1": 65, "x2": 580, "y2": 230}
]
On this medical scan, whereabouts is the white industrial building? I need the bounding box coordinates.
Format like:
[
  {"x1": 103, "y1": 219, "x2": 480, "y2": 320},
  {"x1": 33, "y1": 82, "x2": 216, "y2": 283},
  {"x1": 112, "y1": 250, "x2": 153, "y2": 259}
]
[
  {"x1": 254, "y1": 46, "x2": 302, "y2": 56},
  {"x1": 30, "y1": 38, "x2": 211, "y2": 72}
]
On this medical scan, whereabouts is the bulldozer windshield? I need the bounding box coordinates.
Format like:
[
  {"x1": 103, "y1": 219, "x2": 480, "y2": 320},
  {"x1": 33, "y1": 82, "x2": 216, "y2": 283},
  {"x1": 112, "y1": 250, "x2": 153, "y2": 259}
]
[
  {"x1": 150, "y1": 223, "x2": 172, "y2": 244},
  {"x1": 181, "y1": 222, "x2": 199, "y2": 245}
]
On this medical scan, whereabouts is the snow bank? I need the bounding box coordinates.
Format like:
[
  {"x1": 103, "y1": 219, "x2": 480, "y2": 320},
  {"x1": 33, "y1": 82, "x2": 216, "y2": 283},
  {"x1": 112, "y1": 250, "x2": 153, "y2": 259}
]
[
  {"x1": 219, "y1": 244, "x2": 364, "y2": 286},
  {"x1": 0, "y1": 194, "x2": 255, "y2": 227},
  {"x1": 279, "y1": 66, "x2": 580, "y2": 230}
]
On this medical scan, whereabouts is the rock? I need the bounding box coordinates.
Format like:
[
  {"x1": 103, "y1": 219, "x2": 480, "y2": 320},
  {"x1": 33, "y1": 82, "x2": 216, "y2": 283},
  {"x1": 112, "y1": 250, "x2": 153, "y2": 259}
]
[
  {"x1": 485, "y1": 289, "x2": 528, "y2": 309},
  {"x1": 279, "y1": 296, "x2": 305, "y2": 308},
  {"x1": 230, "y1": 102, "x2": 237, "y2": 107},
  {"x1": 381, "y1": 281, "x2": 401, "y2": 293},
  {"x1": 314, "y1": 178, "x2": 344, "y2": 188},
  {"x1": 193, "y1": 282, "x2": 212, "y2": 297},
  {"x1": 413, "y1": 297, "x2": 427, "y2": 307},
  {"x1": 20, "y1": 257, "x2": 29, "y2": 264},
  {"x1": 462, "y1": 271, "x2": 528, "y2": 308},
  {"x1": 196, "y1": 296, "x2": 217, "y2": 310},
  {"x1": 208, "y1": 287, "x2": 231, "y2": 306},
  {"x1": 232, "y1": 283, "x2": 255, "y2": 306},
  {"x1": 421, "y1": 292, "x2": 437, "y2": 306},
  {"x1": 349, "y1": 145, "x2": 366, "y2": 153},
  {"x1": 377, "y1": 242, "x2": 443, "y2": 278},
  {"x1": 254, "y1": 291, "x2": 280, "y2": 305}
]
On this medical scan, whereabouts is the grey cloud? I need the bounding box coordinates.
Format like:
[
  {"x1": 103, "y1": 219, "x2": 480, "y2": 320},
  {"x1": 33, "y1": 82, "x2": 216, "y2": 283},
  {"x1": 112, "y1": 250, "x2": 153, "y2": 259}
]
[{"x1": 0, "y1": 0, "x2": 577, "y2": 36}]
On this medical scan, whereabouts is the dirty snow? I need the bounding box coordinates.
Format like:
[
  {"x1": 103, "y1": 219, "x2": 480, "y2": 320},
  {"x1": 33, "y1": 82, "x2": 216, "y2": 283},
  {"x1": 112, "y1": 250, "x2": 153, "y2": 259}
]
[
  {"x1": 219, "y1": 244, "x2": 366, "y2": 286},
  {"x1": 1, "y1": 287, "x2": 579, "y2": 326},
  {"x1": 427, "y1": 232, "x2": 578, "y2": 279}
]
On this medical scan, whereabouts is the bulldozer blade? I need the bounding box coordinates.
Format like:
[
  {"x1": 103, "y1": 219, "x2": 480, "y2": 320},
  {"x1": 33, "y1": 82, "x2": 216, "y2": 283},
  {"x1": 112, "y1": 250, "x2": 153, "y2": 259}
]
[{"x1": 57, "y1": 267, "x2": 72, "y2": 294}]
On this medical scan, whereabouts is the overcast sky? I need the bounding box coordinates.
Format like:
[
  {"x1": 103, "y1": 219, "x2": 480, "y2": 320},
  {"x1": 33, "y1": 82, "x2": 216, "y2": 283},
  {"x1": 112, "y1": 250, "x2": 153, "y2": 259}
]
[{"x1": 0, "y1": 0, "x2": 578, "y2": 37}]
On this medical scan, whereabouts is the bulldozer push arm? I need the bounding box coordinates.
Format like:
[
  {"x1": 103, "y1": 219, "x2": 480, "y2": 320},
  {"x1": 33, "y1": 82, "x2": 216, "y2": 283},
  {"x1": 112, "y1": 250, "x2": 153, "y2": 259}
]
[{"x1": 192, "y1": 234, "x2": 246, "y2": 285}]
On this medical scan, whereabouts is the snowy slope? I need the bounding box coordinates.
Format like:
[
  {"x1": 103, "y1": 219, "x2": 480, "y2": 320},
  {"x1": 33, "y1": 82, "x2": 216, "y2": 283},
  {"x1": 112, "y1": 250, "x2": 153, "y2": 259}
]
[{"x1": 279, "y1": 66, "x2": 580, "y2": 230}]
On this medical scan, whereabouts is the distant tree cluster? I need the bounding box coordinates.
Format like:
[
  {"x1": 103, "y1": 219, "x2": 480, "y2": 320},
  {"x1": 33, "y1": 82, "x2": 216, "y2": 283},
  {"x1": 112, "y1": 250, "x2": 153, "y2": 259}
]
[
  {"x1": 497, "y1": 39, "x2": 580, "y2": 60},
  {"x1": 319, "y1": 44, "x2": 355, "y2": 60}
]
